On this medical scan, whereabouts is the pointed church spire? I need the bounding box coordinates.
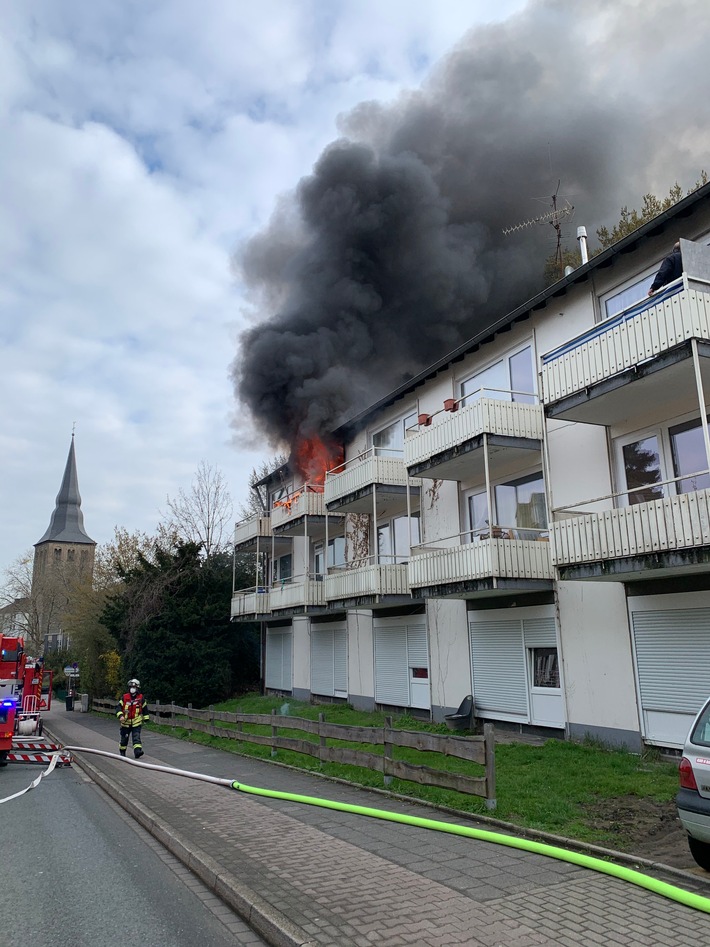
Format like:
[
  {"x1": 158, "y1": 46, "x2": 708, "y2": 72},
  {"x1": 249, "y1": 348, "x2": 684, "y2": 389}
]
[{"x1": 36, "y1": 435, "x2": 95, "y2": 546}]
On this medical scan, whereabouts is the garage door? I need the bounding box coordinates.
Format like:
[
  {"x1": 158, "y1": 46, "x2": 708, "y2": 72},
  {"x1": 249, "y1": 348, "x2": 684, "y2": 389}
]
[{"x1": 631, "y1": 607, "x2": 710, "y2": 746}]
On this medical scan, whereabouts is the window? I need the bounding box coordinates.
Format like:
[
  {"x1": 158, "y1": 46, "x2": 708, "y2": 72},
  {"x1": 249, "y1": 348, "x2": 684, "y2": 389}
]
[
  {"x1": 269, "y1": 481, "x2": 293, "y2": 509},
  {"x1": 314, "y1": 537, "x2": 346, "y2": 575},
  {"x1": 461, "y1": 345, "x2": 535, "y2": 406},
  {"x1": 622, "y1": 436, "x2": 665, "y2": 505},
  {"x1": 670, "y1": 418, "x2": 710, "y2": 494},
  {"x1": 466, "y1": 492, "x2": 489, "y2": 541},
  {"x1": 531, "y1": 647, "x2": 560, "y2": 688},
  {"x1": 377, "y1": 514, "x2": 420, "y2": 564},
  {"x1": 495, "y1": 473, "x2": 547, "y2": 537},
  {"x1": 372, "y1": 411, "x2": 418, "y2": 456},
  {"x1": 602, "y1": 274, "x2": 655, "y2": 320},
  {"x1": 273, "y1": 553, "x2": 292, "y2": 584}
]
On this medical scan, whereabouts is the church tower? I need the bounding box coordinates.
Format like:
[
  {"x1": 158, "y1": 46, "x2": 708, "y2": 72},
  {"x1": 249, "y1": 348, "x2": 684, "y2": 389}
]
[{"x1": 32, "y1": 435, "x2": 96, "y2": 651}]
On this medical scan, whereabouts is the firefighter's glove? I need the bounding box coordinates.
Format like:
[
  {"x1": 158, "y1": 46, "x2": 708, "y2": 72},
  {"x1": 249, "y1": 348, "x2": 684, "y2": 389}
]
[{"x1": 120, "y1": 716, "x2": 128, "y2": 726}]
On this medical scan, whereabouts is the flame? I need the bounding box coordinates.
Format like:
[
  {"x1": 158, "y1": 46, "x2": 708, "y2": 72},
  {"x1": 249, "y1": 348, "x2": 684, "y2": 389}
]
[{"x1": 294, "y1": 435, "x2": 344, "y2": 491}]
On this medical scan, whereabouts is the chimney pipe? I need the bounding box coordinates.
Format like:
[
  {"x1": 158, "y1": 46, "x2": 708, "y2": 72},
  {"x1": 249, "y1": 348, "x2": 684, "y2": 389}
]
[{"x1": 577, "y1": 226, "x2": 589, "y2": 265}]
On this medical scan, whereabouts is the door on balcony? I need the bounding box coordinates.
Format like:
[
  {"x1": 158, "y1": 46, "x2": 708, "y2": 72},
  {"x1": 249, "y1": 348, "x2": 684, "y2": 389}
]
[
  {"x1": 374, "y1": 620, "x2": 430, "y2": 710},
  {"x1": 372, "y1": 412, "x2": 418, "y2": 457},
  {"x1": 460, "y1": 345, "x2": 535, "y2": 406},
  {"x1": 311, "y1": 624, "x2": 347, "y2": 699}
]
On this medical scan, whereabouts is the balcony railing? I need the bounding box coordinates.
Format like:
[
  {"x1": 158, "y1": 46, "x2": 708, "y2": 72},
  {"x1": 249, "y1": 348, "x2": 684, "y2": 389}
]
[
  {"x1": 550, "y1": 474, "x2": 710, "y2": 571},
  {"x1": 231, "y1": 575, "x2": 327, "y2": 617},
  {"x1": 231, "y1": 587, "x2": 270, "y2": 619},
  {"x1": 405, "y1": 391, "x2": 543, "y2": 473},
  {"x1": 234, "y1": 514, "x2": 272, "y2": 549},
  {"x1": 271, "y1": 485, "x2": 326, "y2": 529},
  {"x1": 408, "y1": 527, "x2": 553, "y2": 589},
  {"x1": 541, "y1": 278, "x2": 710, "y2": 406},
  {"x1": 324, "y1": 447, "x2": 420, "y2": 508},
  {"x1": 325, "y1": 560, "x2": 411, "y2": 600}
]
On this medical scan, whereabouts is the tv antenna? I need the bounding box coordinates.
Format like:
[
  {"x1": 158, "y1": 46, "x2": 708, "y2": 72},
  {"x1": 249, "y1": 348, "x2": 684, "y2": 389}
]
[{"x1": 502, "y1": 182, "x2": 575, "y2": 277}]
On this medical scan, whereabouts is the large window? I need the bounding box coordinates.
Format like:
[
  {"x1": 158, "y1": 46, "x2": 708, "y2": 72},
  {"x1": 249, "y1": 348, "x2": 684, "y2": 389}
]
[
  {"x1": 372, "y1": 412, "x2": 418, "y2": 457},
  {"x1": 461, "y1": 345, "x2": 535, "y2": 406},
  {"x1": 377, "y1": 514, "x2": 420, "y2": 564},
  {"x1": 465, "y1": 473, "x2": 547, "y2": 541},
  {"x1": 272, "y1": 553, "x2": 292, "y2": 584},
  {"x1": 314, "y1": 537, "x2": 346, "y2": 575},
  {"x1": 602, "y1": 274, "x2": 655, "y2": 320},
  {"x1": 617, "y1": 415, "x2": 710, "y2": 505}
]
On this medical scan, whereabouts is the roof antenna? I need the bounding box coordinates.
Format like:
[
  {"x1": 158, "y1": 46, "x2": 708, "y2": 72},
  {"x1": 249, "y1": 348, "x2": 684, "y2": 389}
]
[{"x1": 502, "y1": 181, "x2": 575, "y2": 278}]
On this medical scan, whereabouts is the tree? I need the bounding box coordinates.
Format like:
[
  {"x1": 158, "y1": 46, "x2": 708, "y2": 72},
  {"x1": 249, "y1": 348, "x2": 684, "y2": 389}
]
[
  {"x1": 596, "y1": 173, "x2": 708, "y2": 251},
  {"x1": 543, "y1": 247, "x2": 582, "y2": 287},
  {"x1": 162, "y1": 461, "x2": 233, "y2": 559},
  {"x1": 237, "y1": 453, "x2": 288, "y2": 520},
  {"x1": 100, "y1": 542, "x2": 260, "y2": 705}
]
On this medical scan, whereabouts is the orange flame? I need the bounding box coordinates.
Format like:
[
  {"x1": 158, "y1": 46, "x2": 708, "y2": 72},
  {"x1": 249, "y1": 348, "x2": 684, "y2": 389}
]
[{"x1": 294, "y1": 435, "x2": 344, "y2": 491}]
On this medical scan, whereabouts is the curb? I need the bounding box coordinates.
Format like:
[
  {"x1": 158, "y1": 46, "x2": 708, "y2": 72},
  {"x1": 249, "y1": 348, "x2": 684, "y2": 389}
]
[{"x1": 46, "y1": 727, "x2": 314, "y2": 947}]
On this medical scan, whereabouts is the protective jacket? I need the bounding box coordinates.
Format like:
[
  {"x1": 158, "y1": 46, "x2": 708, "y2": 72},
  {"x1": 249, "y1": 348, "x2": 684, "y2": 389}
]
[{"x1": 116, "y1": 692, "x2": 149, "y2": 727}]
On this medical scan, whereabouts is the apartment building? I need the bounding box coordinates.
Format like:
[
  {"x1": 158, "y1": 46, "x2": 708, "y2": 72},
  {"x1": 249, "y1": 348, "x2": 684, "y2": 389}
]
[{"x1": 232, "y1": 182, "x2": 710, "y2": 751}]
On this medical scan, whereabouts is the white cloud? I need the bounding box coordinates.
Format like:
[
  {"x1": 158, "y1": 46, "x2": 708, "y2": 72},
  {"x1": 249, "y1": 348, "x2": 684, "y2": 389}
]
[{"x1": 0, "y1": 0, "x2": 528, "y2": 578}]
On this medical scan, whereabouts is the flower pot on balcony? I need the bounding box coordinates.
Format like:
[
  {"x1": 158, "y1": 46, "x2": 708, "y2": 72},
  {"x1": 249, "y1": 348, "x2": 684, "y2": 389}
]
[{"x1": 443, "y1": 399, "x2": 458, "y2": 412}]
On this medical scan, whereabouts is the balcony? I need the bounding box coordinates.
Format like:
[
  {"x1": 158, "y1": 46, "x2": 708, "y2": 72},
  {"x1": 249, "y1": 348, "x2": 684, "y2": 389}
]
[
  {"x1": 408, "y1": 528, "x2": 553, "y2": 599},
  {"x1": 234, "y1": 514, "x2": 272, "y2": 552},
  {"x1": 271, "y1": 485, "x2": 343, "y2": 538},
  {"x1": 325, "y1": 560, "x2": 413, "y2": 607},
  {"x1": 231, "y1": 588, "x2": 271, "y2": 621},
  {"x1": 550, "y1": 480, "x2": 710, "y2": 581},
  {"x1": 231, "y1": 577, "x2": 327, "y2": 620},
  {"x1": 324, "y1": 449, "x2": 421, "y2": 516},
  {"x1": 405, "y1": 394, "x2": 544, "y2": 481},
  {"x1": 541, "y1": 278, "x2": 710, "y2": 425}
]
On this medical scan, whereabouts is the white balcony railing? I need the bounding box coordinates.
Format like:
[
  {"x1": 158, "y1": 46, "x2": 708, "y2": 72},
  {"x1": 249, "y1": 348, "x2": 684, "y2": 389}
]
[
  {"x1": 325, "y1": 448, "x2": 420, "y2": 506},
  {"x1": 408, "y1": 529, "x2": 553, "y2": 588},
  {"x1": 269, "y1": 578, "x2": 326, "y2": 610},
  {"x1": 541, "y1": 280, "x2": 710, "y2": 405},
  {"x1": 325, "y1": 562, "x2": 410, "y2": 600},
  {"x1": 551, "y1": 481, "x2": 710, "y2": 568},
  {"x1": 405, "y1": 395, "x2": 543, "y2": 470},
  {"x1": 234, "y1": 514, "x2": 272, "y2": 547},
  {"x1": 271, "y1": 486, "x2": 326, "y2": 529},
  {"x1": 231, "y1": 588, "x2": 270, "y2": 618}
]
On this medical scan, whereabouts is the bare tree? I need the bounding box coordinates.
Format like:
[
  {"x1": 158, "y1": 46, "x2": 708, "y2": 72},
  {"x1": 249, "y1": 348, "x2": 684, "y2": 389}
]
[
  {"x1": 237, "y1": 453, "x2": 289, "y2": 520},
  {"x1": 162, "y1": 461, "x2": 233, "y2": 559}
]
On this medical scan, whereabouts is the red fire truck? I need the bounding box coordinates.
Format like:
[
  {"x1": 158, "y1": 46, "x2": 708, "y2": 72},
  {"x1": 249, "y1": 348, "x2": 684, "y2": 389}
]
[{"x1": 0, "y1": 633, "x2": 69, "y2": 766}]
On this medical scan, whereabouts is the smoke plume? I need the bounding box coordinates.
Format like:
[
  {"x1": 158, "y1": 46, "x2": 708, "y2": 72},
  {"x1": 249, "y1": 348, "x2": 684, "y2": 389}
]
[{"x1": 232, "y1": 0, "x2": 710, "y2": 454}]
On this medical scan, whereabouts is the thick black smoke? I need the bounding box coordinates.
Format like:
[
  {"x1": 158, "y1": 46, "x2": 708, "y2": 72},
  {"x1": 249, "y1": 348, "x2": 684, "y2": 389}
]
[{"x1": 232, "y1": 0, "x2": 710, "y2": 452}]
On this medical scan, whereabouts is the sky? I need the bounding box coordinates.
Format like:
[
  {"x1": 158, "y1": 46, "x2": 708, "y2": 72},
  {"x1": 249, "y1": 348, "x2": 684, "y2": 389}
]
[
  {"x1": 2, "y1": 0, "x2": 709, "y2": 582},
  {"x1": 0, "y1": 0, "x2": 527, "y2": 577}
]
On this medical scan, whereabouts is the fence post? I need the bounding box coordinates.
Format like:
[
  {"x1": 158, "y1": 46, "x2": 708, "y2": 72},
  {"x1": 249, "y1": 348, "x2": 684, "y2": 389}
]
[
  {"x1": 484, "y1": 723, "x2": 496, "y2": 810},
  {"x1": 188, "y1": 702, "x2": 193, "y2": 734},
  {"x1": 209, "y1": 704, "x2": 215, "y2": 735},
  {"x1": 271, "y1": 709, "x2": 278, "y2": 757},
  {"x1": 319, "y1": 712, "x2": 326, "y2": 764},
  {"x1": 171, "y1": 701, "x2": 175, "y2": 727},
  {"x1": 383, "y1": 716, "x2": 393, "y2": 786},
  {"x1": 236, "y1": 711, "x2": 243, "y2": 736},
  {"x1": 155, "y1": 699, "x2": 160, "y2": 723}
]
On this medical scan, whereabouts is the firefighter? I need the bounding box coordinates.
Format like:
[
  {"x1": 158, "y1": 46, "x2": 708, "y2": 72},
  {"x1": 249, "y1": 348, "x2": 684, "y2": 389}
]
[{"x1": 116, "y1": 678, "x2": 149, "y2": 758}]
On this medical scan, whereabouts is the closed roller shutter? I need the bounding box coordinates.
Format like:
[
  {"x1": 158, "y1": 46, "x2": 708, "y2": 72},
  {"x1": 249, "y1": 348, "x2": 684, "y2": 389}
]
[
  {"x1": 469, "y1": 620, "x2": 528, "y2": 718},
  {"x1": 265, "y1": 630, "x2": 292, "y2": 691},
  {"x1": 374, "y1": 624, "x2": 409, "y2": 706},
  {"x1": 311, "y1": 625, "x2": 348, "y2": 698},
  {"x1": 406, "y1": 623, "x2": 428, "y2": 670},
  {"x1": 523, "y1": 617, "x2": 556, "y2": 648},
  {"x1": 632, "y1": 609, "x2": 710, "y2": 715}
]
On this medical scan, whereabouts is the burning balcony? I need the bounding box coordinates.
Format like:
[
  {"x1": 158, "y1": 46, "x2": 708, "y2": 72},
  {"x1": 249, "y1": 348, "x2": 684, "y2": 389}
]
[
  {"x1": 324, "y1": 557, "x2": 413, "y2": 608},
  {"x1": 324, "y1": 447, "x2": 421, "y2": 516},
  {"x1": 541, "y1": 273, "x2": 710, "y2": 426},
  {"x1": 408, "y1": 527, "x2": 553, "y2": 599},
  {"x1": 404, "y1": 392, "x2": 544, "y2": 481},
  {"x1": 550, "y1": 475, "x2": 710, "y2": 581}
]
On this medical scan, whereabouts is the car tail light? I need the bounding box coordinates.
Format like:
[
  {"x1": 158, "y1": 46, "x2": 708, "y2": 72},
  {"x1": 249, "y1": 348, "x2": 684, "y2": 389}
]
[{"x1": 679, "y1": 756, "x2": 698, "y2": 790}]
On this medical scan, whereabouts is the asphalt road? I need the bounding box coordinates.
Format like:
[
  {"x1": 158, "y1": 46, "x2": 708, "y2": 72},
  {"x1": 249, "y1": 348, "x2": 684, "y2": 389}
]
[{"x1": 0, "y1": 760, "x2": 267, "y2": 947}]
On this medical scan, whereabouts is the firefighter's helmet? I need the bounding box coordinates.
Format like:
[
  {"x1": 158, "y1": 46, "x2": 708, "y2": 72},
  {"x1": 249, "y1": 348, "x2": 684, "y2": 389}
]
[{"x1": 128, "y1": 678, "x2": 140, "y2": 689}]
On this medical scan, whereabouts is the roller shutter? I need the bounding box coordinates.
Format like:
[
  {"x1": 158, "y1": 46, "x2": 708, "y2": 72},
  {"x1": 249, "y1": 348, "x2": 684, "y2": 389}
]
[
  {"x1": 311, "y1": 625, "x2": 348, "y2": 698},
  {"x1": 374, "y1": 624, "x2": 409, "y2": 706},
  {"x1": 469, "y1": 619, "x2": 528, "y2": 718},
  {"x1": 265, "y1": 630, "x2": 292, "y2": 691}
]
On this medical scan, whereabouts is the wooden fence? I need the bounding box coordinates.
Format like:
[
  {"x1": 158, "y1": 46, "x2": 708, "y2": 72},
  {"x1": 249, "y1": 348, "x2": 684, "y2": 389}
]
[{"x1": 94, "y1": 699, "x2": 496, "y2": 808}]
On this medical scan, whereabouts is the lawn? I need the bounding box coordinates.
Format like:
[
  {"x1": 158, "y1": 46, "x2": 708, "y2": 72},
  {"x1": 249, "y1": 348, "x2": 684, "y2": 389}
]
[{"x1": 143, "y1": 692, "x2": 681, "y2": 849}]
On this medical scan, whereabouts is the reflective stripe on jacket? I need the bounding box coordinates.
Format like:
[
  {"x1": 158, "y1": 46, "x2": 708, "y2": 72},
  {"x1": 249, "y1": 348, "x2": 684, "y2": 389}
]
[{"x1": 116, "y1": 692, "x2": 149, "y2": 726}]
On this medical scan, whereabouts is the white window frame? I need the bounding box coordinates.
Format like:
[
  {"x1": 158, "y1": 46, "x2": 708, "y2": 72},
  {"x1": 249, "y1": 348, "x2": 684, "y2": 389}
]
[
  {"x1": 459, "y1": 341, "x2": 536, "y2": 406},
  {"x1": 461, "y1": 466, "x2": 547, "y2": 541},
  {"x1": 371, "y1": 410, "x2": 419, "y2": 457},
  {"x1": 376, "y1": 513, "x2": 421, "y2": 564},
  {"x1": 598, "y1": 265, "x2": 657, "y2": 323}
]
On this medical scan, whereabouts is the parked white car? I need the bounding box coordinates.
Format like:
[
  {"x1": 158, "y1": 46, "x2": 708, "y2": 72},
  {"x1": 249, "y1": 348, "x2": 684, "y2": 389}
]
[{"x1": 677, "y1": 697, "x2": 710, "y2": 871}]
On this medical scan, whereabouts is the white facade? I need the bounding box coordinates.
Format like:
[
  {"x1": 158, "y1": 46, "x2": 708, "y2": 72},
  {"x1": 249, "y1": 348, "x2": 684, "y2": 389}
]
[{"x1": 233, "y1": 186, "x2": 710, "y2": 750}]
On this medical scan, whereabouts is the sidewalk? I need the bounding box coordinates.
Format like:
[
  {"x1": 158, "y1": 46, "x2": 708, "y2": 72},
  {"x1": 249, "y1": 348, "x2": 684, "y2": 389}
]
[{"x1": 43, "y1": 707, "x2": 710, "y2": 947}]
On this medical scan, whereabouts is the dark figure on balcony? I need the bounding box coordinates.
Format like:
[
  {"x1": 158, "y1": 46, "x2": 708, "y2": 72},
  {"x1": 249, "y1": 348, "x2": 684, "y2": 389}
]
[{"x1": 648, "y1": 242, "x2": 682, "y2": 295}]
